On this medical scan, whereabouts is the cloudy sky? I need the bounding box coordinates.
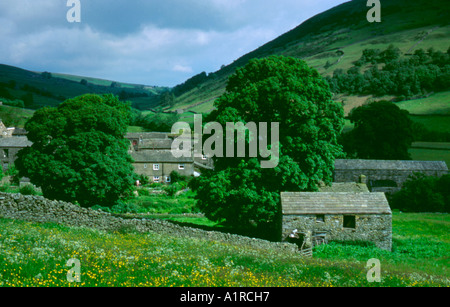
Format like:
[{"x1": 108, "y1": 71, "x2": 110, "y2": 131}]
[{"x1": 0, "y1": 0, "x2": 347, "y2": 87}]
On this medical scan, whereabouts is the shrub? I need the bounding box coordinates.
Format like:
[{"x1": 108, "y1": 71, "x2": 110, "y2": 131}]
[
  {"x1": 169, "y1": 171, "x2": 188, "y2": 184},
  {"x1": 19, "y1": 184, "x2": 38, "y2": 196},
  {"x1": 164, "y1": 183, "x2": 182, "y2": 197},
  {"x1": 111, "y1": 201, "x2": 139, "y2": 214},
  {"x1": 137, "y1": 188, "x2": 150, "y2": 197},
  {"x1": 390, "y1": 174, "x2": 449, "y2": 213}
]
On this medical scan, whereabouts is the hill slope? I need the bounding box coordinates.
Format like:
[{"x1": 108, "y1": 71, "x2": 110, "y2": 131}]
[
  {"x1": 171, "y1": 0, "x2": 450, "y2": 115},
  {"x1": 0, "y1": 64, "x2": 167, "y2": 111}
]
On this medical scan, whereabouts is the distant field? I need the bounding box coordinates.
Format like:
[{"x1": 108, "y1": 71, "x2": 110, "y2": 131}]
[
  {"x1": 410, "y1": 142, "x2": 450, "y2": 166},
  {"x1": 0, "y1": 105, "x2": 34, "y2": 128},
  {"x1": 52, "y1": 73, "x2": 143, "y2": 89},
  {"x1": 412, "y1": 142, "x2": 450, "y2": 150},
  {"x1": 396, "y1": 91, "x2": 450, "y2": 115},
  {"x1": 410, "y1": 148, "x2": 450, "y2": 167},
  {"x1": 410, "y1": 115, "x2": 450, "y2": 134}
]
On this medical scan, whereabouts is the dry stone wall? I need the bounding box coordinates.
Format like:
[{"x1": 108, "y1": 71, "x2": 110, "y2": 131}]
[{"x1": 0, "y1": 192, "x2": 298, "y2": 254}]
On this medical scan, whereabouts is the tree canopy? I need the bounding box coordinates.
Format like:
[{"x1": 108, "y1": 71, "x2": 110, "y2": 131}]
[
  {"x1": 15, "y1": 94, "x2": 136, "y2": 208},
  {"x1": 326, "y1": 46, "x2": 450, "y2": 100},
  {"x1": 190, "y1": 56, "x2": 344, "y2": 236},
  {"x1": 341, "y1": 101, "x2": 414, "y2": 160}
]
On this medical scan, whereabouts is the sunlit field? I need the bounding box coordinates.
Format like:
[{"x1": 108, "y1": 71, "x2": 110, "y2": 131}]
[{"x1": 0, "y1": 211, "x2": 448, "y2": 287}]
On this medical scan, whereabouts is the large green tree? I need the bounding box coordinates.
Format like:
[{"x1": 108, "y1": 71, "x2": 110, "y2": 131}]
[
  {"x1": 341, "y1": 101, "x2": 414, "y2": 160},
  {"x1": 16, "y1": 94, "x2": 135, "y2": 208},
  {"x1": 191, "y1": 56, "x2": 344, "y2": 237}
]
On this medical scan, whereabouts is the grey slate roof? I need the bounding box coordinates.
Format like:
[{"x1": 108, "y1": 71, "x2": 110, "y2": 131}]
[
  {"x1": 335, "y1": 159, "x2": 448, "y2": 171},
  {"x1": 0, "y1": 136, "x2": 32, "y2": 148},
  {"x1": 139, "y1": 139, "x2": 173, "y2": 150},
  {"x1": 319, "y1": 182, "x2": 370, "y2": 193},
  {"x1": 125, "y1": 132, "x2": 169, "y2": 140},
  {"x1": 131, "y1": 150, "x2": 194, "y2": 163},
  {"x1": 281, "y1": 192, "x2": 391, "y2": 215}
]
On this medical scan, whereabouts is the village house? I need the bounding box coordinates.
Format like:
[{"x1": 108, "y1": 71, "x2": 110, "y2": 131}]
[
  {"x1": 0, "y1": 136, "x2": 32, "y2": 171},
  {"x1": 0, "y1": 120, "x2": 32, "y2": 171},
  {"x1": 125, "y1": 132, "x2": 213, "y2": 183},
  {"x1": 334, "y1": 159, "x2": 449, "y2": 193},
  {"x1": 280, "y1": 190, "x2": 392, "y2": 251},
  {"x1": 0, "y1": 123, "x2": 213, "y2": 183}
]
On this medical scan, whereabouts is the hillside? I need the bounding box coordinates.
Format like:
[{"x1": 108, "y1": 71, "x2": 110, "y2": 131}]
[
  {"x1": 0, "y1": 64, "x2": 167, "y2": 113},
  {"x1": 170, "y1": 0, "x2": 450, "y2": 115}
]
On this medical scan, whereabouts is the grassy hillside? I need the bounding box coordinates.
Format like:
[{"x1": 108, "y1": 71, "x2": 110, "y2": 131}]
[
  {"x1": 0, "y1": 211, "x2": 448, "y2": 287},
  {"x1": 171, "y1": 0, "x2": 449, "y2": 116},
  {"x1": 0, "y1": 64, "x2": 166, "y2": 111}
]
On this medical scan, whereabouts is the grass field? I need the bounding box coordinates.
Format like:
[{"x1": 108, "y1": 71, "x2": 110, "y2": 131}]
[
  {"x1": 395, "y1": 92, "x2": 450, "y2": 116},
  {"x1": 409, "y1": 142, "x2": 450, "y2": 166},
  {"x1": 409, "y1": 148, "x2": 450, "y2": 167},
  {"x1": 0, "y1": 209, "x2": 448, "y2": 287}
]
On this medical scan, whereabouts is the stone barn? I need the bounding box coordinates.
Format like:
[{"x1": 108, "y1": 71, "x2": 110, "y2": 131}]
[
  {"x1": 334, "y1": 159, "x2": 449, "y2": 193},
  {"x1": 281, "y1": 192, "x2": 392, "y2": 251}
]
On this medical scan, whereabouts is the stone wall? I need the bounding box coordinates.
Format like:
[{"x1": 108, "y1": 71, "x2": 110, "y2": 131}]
[
  {"x1": 282, "y1": 214, "x2": 392, "y2": 251},
  {"x1": 0, "y1": 192, "x2": 298, "y2": 254},
  {"x1": 335, "y1": 169, "x2": 446, "y2": 188},
  {"x1": 334, "y1": 160, "x2": 449, "y2": 194}
]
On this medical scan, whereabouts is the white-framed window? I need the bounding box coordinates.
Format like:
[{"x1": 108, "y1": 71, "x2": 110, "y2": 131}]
[
  {"x1": 202, "y1": 154, "x2": 207, "y2": 160},
  {"x1": 153, "y1": 176, "x2": 160, "y2": 182},
  {"x1": 153, "y1": 164, "x2": 160, "y2": 171},
  {"x1": 165, "y1": 176, "x2": 171, "y2": 183},
  {"x1": 179, "y1": 164, "x2": 185, "y2": 170}
]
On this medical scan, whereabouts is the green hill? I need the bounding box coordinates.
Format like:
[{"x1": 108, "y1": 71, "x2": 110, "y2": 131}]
[
  {"x1": 0, "y1": 64, "x2": 167, "y2": 112},
  {"x1": 170, "y1": 0, "x2": 450, "y2": 116}
]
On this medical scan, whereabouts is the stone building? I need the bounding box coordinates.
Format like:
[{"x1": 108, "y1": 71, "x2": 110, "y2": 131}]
[
  {"x1": 334, "y1": 159, "x2": 449, "y2": 193},
  {"x1": 0, "y1": 121, "x2": 32, "y2": 171},
  {"x1": 125, "y1": 132, "x2": 213, "y2": 183},
  {"x1": 280, "y1": 191, "x2": 392, "y2": 251},
  {"x1": 0, "y1": 137, "x2": 32, "y2": 170},
  {"x1": 132, "y1": 150, "x2": 195, "y2": 183}
]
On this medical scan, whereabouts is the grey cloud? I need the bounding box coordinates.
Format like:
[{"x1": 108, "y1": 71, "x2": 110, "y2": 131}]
[{"x1": 0, "y1": 0, "x2": 348, "y2": 86}]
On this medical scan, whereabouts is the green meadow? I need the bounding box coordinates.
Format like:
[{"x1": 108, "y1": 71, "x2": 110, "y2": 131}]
[{"x1": 0, "y1": 209, "x2": 448, "y2": 287}]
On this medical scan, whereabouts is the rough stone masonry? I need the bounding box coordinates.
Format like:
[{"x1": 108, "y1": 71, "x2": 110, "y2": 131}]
[{"x1": 0, "y1": 192, "x2": 298, "y2": 254}]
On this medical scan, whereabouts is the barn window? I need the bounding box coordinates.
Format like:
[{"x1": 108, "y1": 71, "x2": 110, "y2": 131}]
[{"x1": 343, "y1": 215, "x2": 356, "y2": 229}]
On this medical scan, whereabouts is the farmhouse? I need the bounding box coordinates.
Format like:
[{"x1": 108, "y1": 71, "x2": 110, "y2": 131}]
[
  {"x1": 0, "y1": 120, "x2": 32, "y2": 171},
  {"x1": 125, "y1": 132, "x2": 213, "y2": 182},
  {"x1": 0, "y1": 137, "x2": 32, "y2": 170},
  {"x1": 334, "y1": 159, "x2": 449, "y2": 193},
  {"x1": 0, "y1": 124, "x2": 214, "y2": 182},
  {"x1": 281, "y1": 191, "x2": 392, "y2": 251}
]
